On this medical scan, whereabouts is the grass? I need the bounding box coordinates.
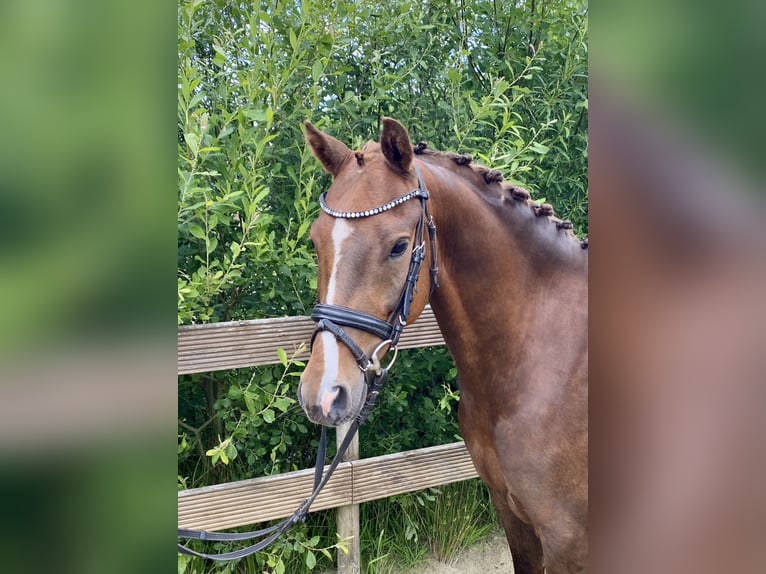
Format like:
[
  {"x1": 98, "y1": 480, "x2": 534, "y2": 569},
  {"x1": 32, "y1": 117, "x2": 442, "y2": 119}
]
[
  {"x1": 360, "y1": 478, "x2": 500, "y2": 573},
  {"x1": 425, "y1": 480, "x2": 499, "y2": 563}
]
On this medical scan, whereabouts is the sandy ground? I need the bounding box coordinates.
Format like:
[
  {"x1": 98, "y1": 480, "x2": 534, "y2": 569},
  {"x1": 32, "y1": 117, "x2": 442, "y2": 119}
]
[
  {"x1": 411, "y1": 532, "x2": 512, "y2": 574},
  {"x1": 321, "y1": 532, "x2": 512, "y2": 574}
]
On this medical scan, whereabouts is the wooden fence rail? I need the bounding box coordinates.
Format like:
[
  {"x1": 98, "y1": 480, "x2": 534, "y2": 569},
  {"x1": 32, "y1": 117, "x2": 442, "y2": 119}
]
[
  {"x1": 178, "y1": 306, "x2": 446, "y2": 374},
  {"x1": 178, "y1": 441, "x2": 477, "y2": 530},
  {"x1": 178, "y1": 305, "x2": 478, "y2": 573}
]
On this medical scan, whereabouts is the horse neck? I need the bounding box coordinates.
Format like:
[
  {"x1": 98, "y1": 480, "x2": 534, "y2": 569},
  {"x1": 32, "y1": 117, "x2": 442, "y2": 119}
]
[{"x1": 420, "y1": 158, "x2": 587, "y2": 372}]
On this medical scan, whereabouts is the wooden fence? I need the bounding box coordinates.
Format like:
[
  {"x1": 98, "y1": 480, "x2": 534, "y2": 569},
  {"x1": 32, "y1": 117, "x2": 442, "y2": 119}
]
[{"x1": 178, "y1": 306, "x2": 478, "y2": 573}]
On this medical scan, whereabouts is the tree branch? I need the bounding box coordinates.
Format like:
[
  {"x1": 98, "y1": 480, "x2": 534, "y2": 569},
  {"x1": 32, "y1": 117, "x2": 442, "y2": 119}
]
[{"x1": 178, "y1": 417, "x2": 218, "y2": 458}]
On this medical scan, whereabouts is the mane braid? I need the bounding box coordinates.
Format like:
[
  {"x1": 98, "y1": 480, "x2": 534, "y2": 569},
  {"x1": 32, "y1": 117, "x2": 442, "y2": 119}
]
[{"x1": 413, "y1": 142, "x2": 583, "y2": 243}]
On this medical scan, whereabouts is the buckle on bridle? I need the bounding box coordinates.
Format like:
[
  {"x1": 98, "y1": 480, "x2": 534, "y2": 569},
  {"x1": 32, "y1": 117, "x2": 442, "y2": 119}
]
[{"x1": 362, "y1": 339, "x2": 399, "y2": 375}]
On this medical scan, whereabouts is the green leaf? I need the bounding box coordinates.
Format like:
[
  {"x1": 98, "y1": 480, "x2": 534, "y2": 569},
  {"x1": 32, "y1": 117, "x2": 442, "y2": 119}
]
[
  {"x1": 252, "y1": 186, "x2": 270, "y2": 204},
  {"x1": 224, "y1": 441, "x2": 238, "y2": 461},
  {"x1": 262, "y1": 408, "x2": 275, "y2": 424},
  {"x1": 243, "y1": 108, "x2": 267, "y2": 122},
  {"x1": 178, "y1": 553, "x2": 189, "y2": 574},
  {"x1": 273, "y1": 397, "x2": 293, "y2": 412},
  {"x1": 206, "y1": 448, "x2": 220, "y2": 465},
  {"x1": 244, "y1": 392, "x2": 256, "y2": 414},
  {"x1": 188, "y1": 224, "x2": 205, "y2": 240},
  {"x1": 183, "y1": 133, "x2": 199, "y2": 155},
  {"x1": 312, "y1": 60, "x2": 323, "y2": 83},
  {"x1": 277, "y1": 347, "x2": 288, "y2": 367},
  {"x1": 305, "y1": 550, "x2": 316, "y2": 570},
  {"x1": 297, "y1": 218, "x2": 311, "y2": 239}
]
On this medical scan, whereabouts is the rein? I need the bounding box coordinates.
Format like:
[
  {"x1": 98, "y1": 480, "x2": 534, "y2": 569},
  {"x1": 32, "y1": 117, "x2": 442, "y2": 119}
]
[{"x1": 177, "y1": 164, "x2": 438, "y2": 561}]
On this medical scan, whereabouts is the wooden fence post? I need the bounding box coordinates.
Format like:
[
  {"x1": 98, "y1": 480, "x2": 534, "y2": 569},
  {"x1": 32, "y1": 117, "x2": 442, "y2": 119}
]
[{"x1": 336, "y1": 421, "x2": 360, "y2": 574}]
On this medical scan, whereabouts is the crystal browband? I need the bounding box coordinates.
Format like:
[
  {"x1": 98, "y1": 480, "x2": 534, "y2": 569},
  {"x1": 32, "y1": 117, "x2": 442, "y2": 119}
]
[{"x1": 318, "y1": 189, "x2": 429, "y2": 219}]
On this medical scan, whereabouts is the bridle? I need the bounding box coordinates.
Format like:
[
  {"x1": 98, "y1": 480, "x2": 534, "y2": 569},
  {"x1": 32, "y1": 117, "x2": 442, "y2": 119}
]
[
  {"x1": 178, "y1": 163, "x2": 438, "y2": 561},
  {"x1": 311, "y1": 163, "x2": 438, "y2": 376}
]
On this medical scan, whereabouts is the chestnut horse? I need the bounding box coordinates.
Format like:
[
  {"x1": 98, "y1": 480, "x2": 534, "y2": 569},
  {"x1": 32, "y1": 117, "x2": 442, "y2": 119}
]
[{"x1": 298, "y1": 118, "x2": 588, "y2": 573}]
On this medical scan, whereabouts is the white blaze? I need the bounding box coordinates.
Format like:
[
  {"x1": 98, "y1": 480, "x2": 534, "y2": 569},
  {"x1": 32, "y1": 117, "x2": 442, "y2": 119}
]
[
  {"x1": 326, "y1": 218, "x2": 352, "y2": 304},
  {"x1": 318, "y1": 219, "x2": 353, "y2": 403}
]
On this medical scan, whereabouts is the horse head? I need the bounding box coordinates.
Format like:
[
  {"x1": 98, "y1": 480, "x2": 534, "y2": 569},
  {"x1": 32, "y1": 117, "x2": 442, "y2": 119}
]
[{"x1": 298, "y1": 118, "x2": 433, "y2": 426}]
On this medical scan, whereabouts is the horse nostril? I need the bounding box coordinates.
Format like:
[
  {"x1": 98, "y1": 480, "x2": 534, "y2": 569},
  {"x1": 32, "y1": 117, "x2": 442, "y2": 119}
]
[
  {"x1": 333, "y1": 386, "x2": 348, "y2": 412},
  {"x1": 320, "y1": 385, "x2": 348, "y2": 417},
  {"x1": 296, "y1": 381, "x2": 305, "y2": 408}
]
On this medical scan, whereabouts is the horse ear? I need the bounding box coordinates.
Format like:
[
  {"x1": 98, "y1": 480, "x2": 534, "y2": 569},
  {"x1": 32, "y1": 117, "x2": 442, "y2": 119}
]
[
  {"x1": 303, "y1": 121, "x2": 352, "y2": 177},
  {"x1": 380, "y1": 117, "x2": 413, "y2": 175}
]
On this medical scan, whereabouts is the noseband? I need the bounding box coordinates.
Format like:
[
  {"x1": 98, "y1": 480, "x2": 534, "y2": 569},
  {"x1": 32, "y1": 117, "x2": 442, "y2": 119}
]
[{"x1": 311, "y1": 164, "x2": 438, "y2": 374}]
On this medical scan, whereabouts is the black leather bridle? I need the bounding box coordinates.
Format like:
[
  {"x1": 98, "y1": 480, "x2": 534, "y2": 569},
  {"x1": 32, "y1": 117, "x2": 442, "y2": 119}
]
[
  {"x1": 311, "y1": 164, "x2": 438, "y2": 373},
  {"x1": 178, "y1": 163, "x2": 438, "y2": 561}
]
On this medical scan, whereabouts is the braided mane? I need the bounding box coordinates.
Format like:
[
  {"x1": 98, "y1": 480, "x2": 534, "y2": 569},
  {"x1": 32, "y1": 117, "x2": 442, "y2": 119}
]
[{"x1": 413, "y1": 142, "x2": 587, "y2": 249}]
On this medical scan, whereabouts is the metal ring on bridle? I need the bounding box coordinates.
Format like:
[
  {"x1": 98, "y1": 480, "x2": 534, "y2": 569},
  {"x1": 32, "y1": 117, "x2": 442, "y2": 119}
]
[{"x1": 367, "y1": 339, "x2": 399, "y2": 375}]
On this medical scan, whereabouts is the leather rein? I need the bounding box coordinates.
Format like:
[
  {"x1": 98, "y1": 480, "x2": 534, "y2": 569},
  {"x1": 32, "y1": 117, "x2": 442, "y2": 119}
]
[{"x1": 178, "y1": 164, "x2": 438, "y2": 560}]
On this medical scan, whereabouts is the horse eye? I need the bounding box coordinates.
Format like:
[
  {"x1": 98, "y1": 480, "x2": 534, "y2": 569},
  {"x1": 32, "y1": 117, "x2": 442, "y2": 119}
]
[{"x1": 390, "y1": 239, "x2": 409, "y2": 258}]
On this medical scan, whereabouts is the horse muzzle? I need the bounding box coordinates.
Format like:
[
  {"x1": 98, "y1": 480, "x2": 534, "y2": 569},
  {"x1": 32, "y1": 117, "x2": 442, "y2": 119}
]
[{"x1": 297, "y1": 368, "x2": 365, "y2": 427}]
